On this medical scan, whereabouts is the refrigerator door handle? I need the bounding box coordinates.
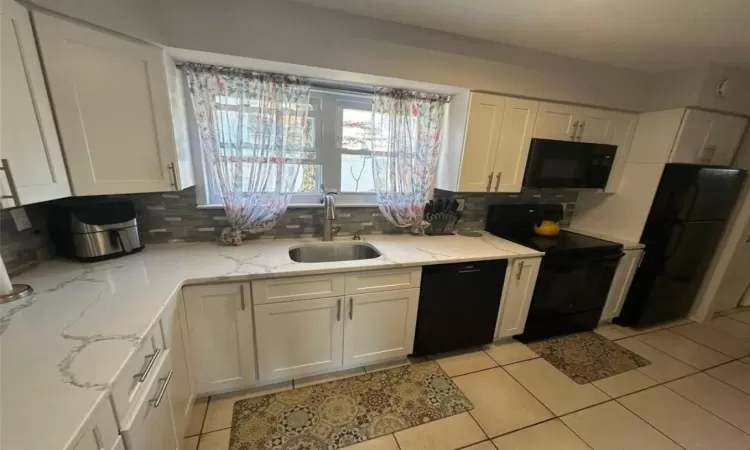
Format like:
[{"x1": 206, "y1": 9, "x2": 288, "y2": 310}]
[{"x1": 665, "y1": 223, "x2": 686, "y2": 259}]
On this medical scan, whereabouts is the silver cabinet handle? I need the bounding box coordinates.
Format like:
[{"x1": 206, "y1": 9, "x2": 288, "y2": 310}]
[
  {"x1": 577, "y1": 121, "x2": 585, "y2": 141},
  {"x1": 486, "y1": 172, "x2": 493, "y2": 192},
  {"x1": 570, "y1": 121, "x2": 580, "y2": 141},
  {"x1": 134, "y1": 347, "x2": 161, "y2": 382},
  {"x1": 167, "y1": 162, "x2": 177, "y2": 190},
  {"x1": 337, "y1": 298, "x2": 341, "y2": 321},
  {"x1": 148, "y1": 371, "x2": 173, "y2": 408},
  {"x1": 349, "y1": 297, "x2": 353, "y2": 320},
  {"x1": 0, "y1": 159, "x2": 21, "y2": 207},
  {"x1": 239, "y1": 285, "x2": 246, "y2": 311},
  {"x1": 494, "y1": 172, "x2": 501, "y2": 191},
  {"x1": 516, "y1": 261, "x2": 525, "y2": 281}
]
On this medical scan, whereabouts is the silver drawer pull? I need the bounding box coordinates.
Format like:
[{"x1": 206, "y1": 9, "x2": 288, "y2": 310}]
[
  {"x1": 149, "y1": 371, "x2": 173, "y2": 408},
  {"x1": 0, "y1": 159, "x2": 21, "y2": 207},
  {"x1": 134, "y1": 348, "x2": 161, "y2": 382}
]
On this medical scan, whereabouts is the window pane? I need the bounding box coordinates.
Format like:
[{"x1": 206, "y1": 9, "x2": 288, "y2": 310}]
[
  {"x1": 207, "y1": 163, "x2": 320, "y2": 204},
  {"x1": 341, "y1": 154, "x2": 380, "y2": 193},
  {"x1": 341, "y1": 108, "x2": 373, "y2": 151}
]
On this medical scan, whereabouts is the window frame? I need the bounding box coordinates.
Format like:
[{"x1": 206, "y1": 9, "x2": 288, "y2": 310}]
[{"x1": 190, "y1": 85, "x2": 380, "y2": 207}]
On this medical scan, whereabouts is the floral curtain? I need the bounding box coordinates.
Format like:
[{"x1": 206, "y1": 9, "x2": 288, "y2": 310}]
[
  {"x1": 371, "y1": 89, "x2": 449, "y2": 234},
  {"x1": 184, "y1": 64, "x2": 311, "y2": 245}
]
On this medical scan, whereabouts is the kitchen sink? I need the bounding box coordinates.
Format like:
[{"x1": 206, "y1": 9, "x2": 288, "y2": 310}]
[{"x1": 289, "y1": 242, "x2": 382, "y2": 263}]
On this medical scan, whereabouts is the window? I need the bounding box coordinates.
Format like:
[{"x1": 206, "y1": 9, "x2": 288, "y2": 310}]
[{"x1": 194, "y1": 88, "x2": 380, "y2": 206}]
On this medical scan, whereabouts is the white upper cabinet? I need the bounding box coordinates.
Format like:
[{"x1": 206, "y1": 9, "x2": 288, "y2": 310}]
[
  {"x1": 183, "y1": 283, "x2": 256, "y2": 395},
  {"x1": 534, "y1": 102, "x2": 621, "y2": 144},
  {"x1": 671, "y1": 109, "x2": 747, "y2": 165},
  {"x1": 0, "y1": 0, "x2": 70, "y2": 208},
  {"x1": 33, "y1": 12, "x2": 193, "y2": 195},
  {"x1": 343, "y1": 288, "x2": 419, "y2": 366},
  {"x1": 437, "y1": 92, "x2": 538, "y2": 193}
]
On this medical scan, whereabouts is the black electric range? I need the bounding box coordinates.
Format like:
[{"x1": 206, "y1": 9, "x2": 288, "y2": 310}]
[{"x1": 486, "y1": 204, "x2": 623, "y2": 342}]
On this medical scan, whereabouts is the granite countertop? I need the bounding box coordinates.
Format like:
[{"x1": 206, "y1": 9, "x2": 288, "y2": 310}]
[{"x1": 1, "y1": 232, "x2": 540, "y2": 450}]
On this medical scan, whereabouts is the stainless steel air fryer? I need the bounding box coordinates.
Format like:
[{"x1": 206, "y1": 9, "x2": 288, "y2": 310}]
[{"x1": 48, "y1": 198, "x2": 143, "y2": 261}]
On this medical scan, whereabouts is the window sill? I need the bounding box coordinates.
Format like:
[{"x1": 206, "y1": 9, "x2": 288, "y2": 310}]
[{"x1": 196, "y1": 203, "x2": 380, "y2": 209}]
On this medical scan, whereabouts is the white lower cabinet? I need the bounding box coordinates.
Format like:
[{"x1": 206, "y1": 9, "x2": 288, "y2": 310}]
[
  {"x1": 255, "y1": 296, "x2": 345, "y2": 381},
  {"x1": 600, "y1": 249, "x2": 644, "y2": 322},
  {"x1": 343, "y1": 289, "x2": 419, "y2": 366},
  {"x1": 71, "y1": 400, "x2": 120, "y2": 450},
  {"x1": 183, "y1": 283, "x2": 256, "y2": 395},
  {"x1": 162, "y1": 294, "x2": 194, "y2": 439},
  {"x1": 121, "y1": 355, "x2": 179, "y2": 450},
  {"x1": 496, "y1": 257, "x2": 542, "y2": 339}
]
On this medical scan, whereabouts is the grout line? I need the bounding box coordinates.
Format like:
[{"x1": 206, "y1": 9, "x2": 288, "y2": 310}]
[
  {"x1": 391, "y1": 433, "x2": 403, "y2": 450},
  {"x1": 612, "y1": 396, "x2": 688, "y2": 450},
  {"x1": 555, "y1": 415, "x2": 595, "y2": 450},
  {"x1": 199, "y1": 396, "x2": 210, "y2": 435},
  {"x1": 465, "y1": 409, "x2": 489, "y2": 441},
  {"x1": 661, "y1": 380, "x2": 750, "y2": 437}
]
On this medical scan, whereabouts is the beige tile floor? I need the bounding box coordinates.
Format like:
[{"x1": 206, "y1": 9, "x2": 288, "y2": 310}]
[{"x1": 185, "y1": 316, "x2": 750, "y2": 450}]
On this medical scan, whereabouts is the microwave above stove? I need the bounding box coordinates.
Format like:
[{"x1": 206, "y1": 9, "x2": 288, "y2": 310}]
[{"x1": 523, "y1": 138, "x2": 617, "y2": 189}]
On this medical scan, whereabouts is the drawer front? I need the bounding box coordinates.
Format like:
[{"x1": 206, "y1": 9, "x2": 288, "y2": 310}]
[
  {"x1": 345, "y1": 268, "x2": 422, "y2": 295},
  {"x1": 71, "y1": 400, "x2": 120, "y2": 450},
  {"x1": 111, "y1": 325, "x2": 165, "y2": 423},
  {"x1": 253, "y1": 274, "x2": 345, "y2": 305}
]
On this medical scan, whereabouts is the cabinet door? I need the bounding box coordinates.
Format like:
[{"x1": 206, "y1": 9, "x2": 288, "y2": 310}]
[
  {"x1": 533, "y1": 102, "x2": 581, "y2": 141},
  {"x1": 496, "y1": 257, "x2": 541, "y2": 339},
  {"x1": 603, "y1": 113, "x2": 637, "y2": 193},
  {"x1": 457, "y1": 93, "x2": 505, "y2": 192},
  {"x1": 33, "y1": 12, "x2": 178, "y2": 195},
  {"x1": 577, "y1": 108, "x2": 619, "y2": 144},
  {"x1": 491, "y1": 98, "x2": 539, "y2": 193},
  {"x1": 670, "y1": 109, "x2": 715, "y2": 164},
  {"x1": 183, "y1": 283, "x2": 256, "y2": 395},
  {"x1": 121, "y1": 357, "x2": 179, "y2": 450},
  {"x1": 706, "y1": 114, "x2": 747, "y2": 165},
  {"x1": 0, "y1": 1, "x2": 70, "y2": 208},
  {"x1": 162, "y1": 294, "x2": 194, "y2": 439},
  {"x1": 343, "y1": 288, "x2": 419, "y2": 367},
  {"x1": 255, "y1": 296, "x2": 344, "y2": 381},
  {"x1": 600, "y1": 250, "x2": 643, "y2": 321}
]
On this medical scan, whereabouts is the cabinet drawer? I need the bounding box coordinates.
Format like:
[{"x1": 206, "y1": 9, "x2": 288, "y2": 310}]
[
  {"x1": 345, "y1": 268, "x2": 421, "y2": 294},
  {"x1": 111, "y1": 325, "x2": 165, "y2": 423},
  {"x1": 71, "y1": 400, "x2": 120, "y2": 450},
  {"x1": 253, "y1": 274, "x2": 345, "y2": 305}
]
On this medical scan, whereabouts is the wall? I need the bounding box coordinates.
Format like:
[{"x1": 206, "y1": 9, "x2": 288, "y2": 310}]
[
  {"x1": 158, "y1": 0, "x2": 649, "y2": 111},
  {"x1": 0, "y1": 205, "x2": 53, "y2": 276},
  {"x1": 117, "y1": 187, "x2": 578, "y2": 243},
  {"x1": 26, "y1": 0, "x2": 163, "y2": 43}
]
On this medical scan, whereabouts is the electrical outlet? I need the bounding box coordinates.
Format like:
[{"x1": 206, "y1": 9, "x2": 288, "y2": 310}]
[{"x1": 10, "y1": 207, "x2": 31, "y2": 231}]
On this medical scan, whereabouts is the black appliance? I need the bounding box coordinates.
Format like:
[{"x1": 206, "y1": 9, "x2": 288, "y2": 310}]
[
  {"x1": 616, "y1": 164, "x2": 746, "y2": 327},
  {"x1": 486, "y1": 204, "x2": 623, "y2": 341},
  {"x1": 523, "y1": 138, "x2": 617, "y2": 189},
  {"x1": 48, "y1": 197, "x2": 144, "y2": 262},
  {"x1": 413, "y1": 259, "x2": 507, "y2": 356}
]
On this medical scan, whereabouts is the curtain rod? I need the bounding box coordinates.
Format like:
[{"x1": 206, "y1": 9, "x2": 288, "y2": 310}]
[{"x1": 176, "y1": 61, "x2": 451, "y2": 102}]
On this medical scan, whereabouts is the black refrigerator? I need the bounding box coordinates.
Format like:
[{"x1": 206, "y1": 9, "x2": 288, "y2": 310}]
[{"x1": 616, "y1": 163, "x2": 746, "y2": 327}]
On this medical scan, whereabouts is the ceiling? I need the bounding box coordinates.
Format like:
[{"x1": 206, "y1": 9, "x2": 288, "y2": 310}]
[{"x1": 290, "y1": 0, "x2": 750, "y2": 73}]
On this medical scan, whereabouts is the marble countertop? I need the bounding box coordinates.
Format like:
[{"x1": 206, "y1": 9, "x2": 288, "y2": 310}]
[
  {"x1": 563, "y1": 227, "x2": 645, "y2": 250},
  {"x1": 1, "y1": 232, "x2": 540, "y2": 450}
]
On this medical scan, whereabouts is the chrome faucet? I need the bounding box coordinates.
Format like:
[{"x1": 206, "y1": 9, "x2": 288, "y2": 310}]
[{"x1": 321, "y1": 188, "x2": 341, "y2": 241}]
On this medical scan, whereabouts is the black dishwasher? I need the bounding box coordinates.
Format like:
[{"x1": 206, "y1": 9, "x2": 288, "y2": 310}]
[{"x1": 412, "y1": 259, "x2": 507, "y2": 356}]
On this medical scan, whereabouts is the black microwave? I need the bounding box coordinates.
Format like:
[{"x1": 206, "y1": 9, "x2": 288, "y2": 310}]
[{"x1": 522, "y1": 138, "x2": 617, "y2": 189}]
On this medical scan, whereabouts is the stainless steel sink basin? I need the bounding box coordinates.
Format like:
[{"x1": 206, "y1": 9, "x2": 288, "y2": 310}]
[{"x1": 289, "y1": 242, "x2": 381, "y2": 263}]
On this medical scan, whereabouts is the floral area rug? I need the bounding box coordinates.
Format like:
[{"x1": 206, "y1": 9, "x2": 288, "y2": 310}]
[
  {"x1": 526, "y1": 332, "x2": 651, "y2": 384},
  {"x1": 229, "y1": 361, "x2": 473, "y2": 449}
]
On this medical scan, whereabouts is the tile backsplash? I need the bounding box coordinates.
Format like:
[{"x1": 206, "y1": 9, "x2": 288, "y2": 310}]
[
  {"x1": 0, "y1": 205, "x2": 53, "y2": 276},
  {"x1": 0, "y1": 186, "x2": 579, "y2": 276},
  {"x1": 123, "y1": 186, "x2": 578, "y2": 243}
]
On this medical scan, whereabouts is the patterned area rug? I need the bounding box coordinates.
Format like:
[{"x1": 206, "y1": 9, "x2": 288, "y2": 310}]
[
  {"x1": 229, "y1": 361, "x2": 473, "y2": 449},
  {"x1": 526, "y1": 332, "x2": 651, "y2": 384}
]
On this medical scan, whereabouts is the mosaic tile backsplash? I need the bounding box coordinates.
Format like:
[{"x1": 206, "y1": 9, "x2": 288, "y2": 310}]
[
  {"x1": 123, "y1": 186, "x2": 578, "y2": 243},
  {"x1": 0, "y1": 204, "x2": 53, "y2": 276},
  {"x1": 0, "y1": 186, "x2": 579, "y2": 276}
]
